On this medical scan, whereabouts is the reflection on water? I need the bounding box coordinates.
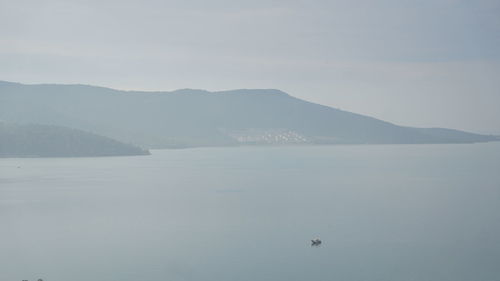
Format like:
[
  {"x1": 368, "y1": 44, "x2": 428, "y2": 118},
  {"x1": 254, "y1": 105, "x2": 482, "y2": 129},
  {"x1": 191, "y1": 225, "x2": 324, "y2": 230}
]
[{"x1": 1, "y1": 143, "x2": 500, "y2": 281}]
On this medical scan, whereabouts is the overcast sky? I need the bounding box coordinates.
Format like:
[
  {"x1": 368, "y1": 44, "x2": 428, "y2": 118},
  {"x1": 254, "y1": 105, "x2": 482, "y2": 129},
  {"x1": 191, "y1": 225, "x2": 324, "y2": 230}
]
[{"x1": 1, "y1": 0, "x2": 499, "y2": 134}]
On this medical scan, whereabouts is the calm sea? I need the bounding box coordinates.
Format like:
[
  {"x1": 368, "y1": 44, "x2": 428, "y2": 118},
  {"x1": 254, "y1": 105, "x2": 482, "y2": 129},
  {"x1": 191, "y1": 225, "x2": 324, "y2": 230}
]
[{"x1": 1, "y1": 143, "x2": 500, "y2": 281}]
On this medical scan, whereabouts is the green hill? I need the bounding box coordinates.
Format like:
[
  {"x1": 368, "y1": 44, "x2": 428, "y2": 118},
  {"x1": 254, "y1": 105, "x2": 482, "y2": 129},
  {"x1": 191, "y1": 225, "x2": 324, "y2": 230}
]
[{"x1": 0, "y1": 122, "x2": 150, "y2": 157}]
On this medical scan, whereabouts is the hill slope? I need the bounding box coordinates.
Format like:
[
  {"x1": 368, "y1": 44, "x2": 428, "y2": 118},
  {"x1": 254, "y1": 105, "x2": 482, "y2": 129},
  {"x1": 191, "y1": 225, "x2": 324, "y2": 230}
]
[
  {"x1": 0, "y1": 122, "x2": 150, "y2": 157},
  {"x1": 0, "y1": 80, "x2": 496, "y2": 148}
]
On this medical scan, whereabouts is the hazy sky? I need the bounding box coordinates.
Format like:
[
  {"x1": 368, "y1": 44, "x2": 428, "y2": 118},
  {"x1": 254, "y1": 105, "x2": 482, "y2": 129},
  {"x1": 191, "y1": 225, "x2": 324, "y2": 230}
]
[{"x1": 1, "y1": 0, "x2": 499, "y2": 134}]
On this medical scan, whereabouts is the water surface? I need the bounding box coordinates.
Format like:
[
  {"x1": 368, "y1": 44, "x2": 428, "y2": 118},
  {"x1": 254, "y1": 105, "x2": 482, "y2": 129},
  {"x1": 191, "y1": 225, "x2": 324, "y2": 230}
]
[{"x1": 2, "y1": 143, "x2": 500, "y2": 281}]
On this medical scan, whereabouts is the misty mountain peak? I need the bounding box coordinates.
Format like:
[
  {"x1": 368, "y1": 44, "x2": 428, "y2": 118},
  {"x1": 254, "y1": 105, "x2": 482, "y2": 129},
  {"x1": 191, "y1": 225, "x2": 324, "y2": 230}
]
[
  {"x1": 171, "y1": 89, "x2": 211, "y2": 94},
  {"x1": 216, "y1": 89, "x2": 290, "y2": 96}
]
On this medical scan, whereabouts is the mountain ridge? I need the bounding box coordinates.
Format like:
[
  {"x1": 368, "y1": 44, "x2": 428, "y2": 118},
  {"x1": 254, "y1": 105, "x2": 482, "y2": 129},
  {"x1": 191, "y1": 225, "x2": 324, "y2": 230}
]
[{"x1": 0, "y1": 80, "x2": 497, "y2": 148}]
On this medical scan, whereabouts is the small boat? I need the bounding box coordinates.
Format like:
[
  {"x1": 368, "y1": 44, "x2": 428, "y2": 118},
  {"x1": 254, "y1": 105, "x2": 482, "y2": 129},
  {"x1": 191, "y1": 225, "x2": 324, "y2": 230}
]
[{"x1": 311, "y1": 238, "x2": 322, "y2": 246}]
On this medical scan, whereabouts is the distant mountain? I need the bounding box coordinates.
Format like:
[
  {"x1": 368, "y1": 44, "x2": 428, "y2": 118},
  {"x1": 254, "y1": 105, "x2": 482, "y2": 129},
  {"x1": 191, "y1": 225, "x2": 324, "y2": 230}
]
[
  {"x1": 0, "y1": 80, "x2": 497, "y2": 148},
  {"x1": 0, "y1": 122, "x2": 150, "y2": 157}
]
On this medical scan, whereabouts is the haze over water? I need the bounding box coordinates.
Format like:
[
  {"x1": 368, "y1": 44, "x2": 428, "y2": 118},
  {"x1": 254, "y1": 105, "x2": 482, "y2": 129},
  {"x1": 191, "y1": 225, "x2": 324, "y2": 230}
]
[{"x1": 2, "y1": 143, "x2": 500, "y2": 281}]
